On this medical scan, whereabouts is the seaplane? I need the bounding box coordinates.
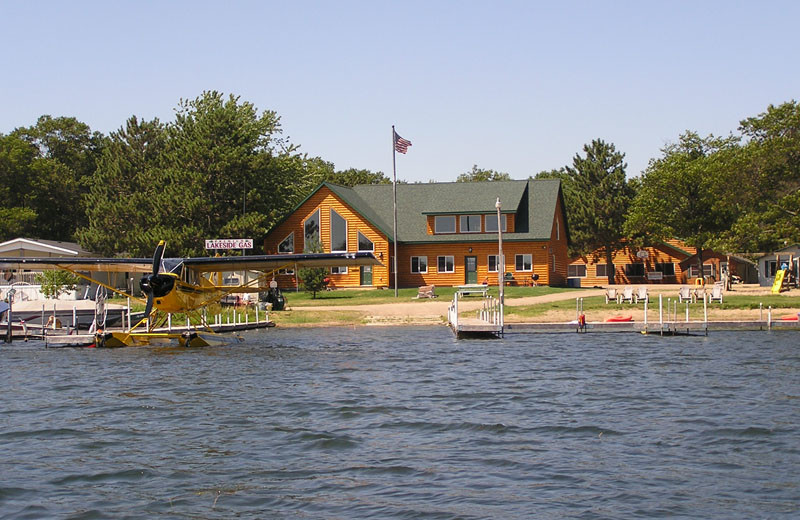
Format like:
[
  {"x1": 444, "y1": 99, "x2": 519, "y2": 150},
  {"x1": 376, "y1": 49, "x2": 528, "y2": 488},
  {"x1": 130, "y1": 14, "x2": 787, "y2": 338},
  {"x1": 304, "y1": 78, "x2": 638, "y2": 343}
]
[{"x1": 0, "y1": 241, "x2": 380, "y2": 347}]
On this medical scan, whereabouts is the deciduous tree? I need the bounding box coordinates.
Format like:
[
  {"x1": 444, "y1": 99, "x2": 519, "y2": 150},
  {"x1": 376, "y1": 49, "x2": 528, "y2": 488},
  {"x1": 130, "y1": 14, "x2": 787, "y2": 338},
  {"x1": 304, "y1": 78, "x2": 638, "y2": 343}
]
[{"x1": 456, "y1": 165, "x2": 511, "y2": 182}]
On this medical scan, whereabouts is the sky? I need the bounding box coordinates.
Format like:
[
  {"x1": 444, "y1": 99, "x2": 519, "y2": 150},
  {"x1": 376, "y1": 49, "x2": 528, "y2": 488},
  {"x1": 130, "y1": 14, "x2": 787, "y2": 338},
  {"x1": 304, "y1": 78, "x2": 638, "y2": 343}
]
[{"x1": 1, "y1": 1, "x2": 798, "y2": 182}]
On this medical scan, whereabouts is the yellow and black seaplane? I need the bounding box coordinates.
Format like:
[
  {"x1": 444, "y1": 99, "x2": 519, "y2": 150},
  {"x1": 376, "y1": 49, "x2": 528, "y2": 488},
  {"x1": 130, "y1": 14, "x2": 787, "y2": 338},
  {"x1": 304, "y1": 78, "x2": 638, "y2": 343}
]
[{"x1": 0, "y1": 241, "x2": 380, "y2": 347}]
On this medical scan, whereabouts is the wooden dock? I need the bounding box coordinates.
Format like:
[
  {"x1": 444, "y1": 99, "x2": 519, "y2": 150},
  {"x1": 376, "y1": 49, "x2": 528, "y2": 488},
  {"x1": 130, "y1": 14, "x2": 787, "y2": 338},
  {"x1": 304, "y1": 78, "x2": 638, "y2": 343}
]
[{"x1": 448, "y1": 293, "x2": 799, "y2": 337}]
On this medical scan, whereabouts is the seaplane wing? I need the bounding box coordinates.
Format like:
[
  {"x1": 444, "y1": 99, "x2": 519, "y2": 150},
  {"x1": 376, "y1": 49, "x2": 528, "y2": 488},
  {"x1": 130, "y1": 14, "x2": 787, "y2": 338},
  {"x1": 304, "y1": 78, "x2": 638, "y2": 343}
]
[
  {"x1": 180, "y1": 251, "x2": 381, "y2": 273},
  {"x1": 0, "y1": 257, "x2": 154, "y2": 273},
  {"x1": 0, "y1": 251, "x2": 380, "y2": 273}
]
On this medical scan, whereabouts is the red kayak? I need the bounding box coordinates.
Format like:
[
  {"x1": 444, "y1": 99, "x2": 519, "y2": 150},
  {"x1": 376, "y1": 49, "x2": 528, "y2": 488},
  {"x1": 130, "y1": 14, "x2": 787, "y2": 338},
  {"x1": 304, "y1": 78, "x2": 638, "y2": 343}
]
[
  {"x1": 779, "y1": 314, "x2": 799, "y2": 321},
  {"x1": 605, "y1": 315, "x2": 633, "y2": 322}
]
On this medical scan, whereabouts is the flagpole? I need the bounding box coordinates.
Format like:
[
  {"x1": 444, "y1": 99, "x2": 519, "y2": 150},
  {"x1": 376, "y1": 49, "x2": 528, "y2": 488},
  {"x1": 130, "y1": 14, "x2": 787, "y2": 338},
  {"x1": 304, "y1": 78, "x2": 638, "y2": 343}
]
[{"x1": 392, "y1": 125, "x2": 399, "y2": 297}]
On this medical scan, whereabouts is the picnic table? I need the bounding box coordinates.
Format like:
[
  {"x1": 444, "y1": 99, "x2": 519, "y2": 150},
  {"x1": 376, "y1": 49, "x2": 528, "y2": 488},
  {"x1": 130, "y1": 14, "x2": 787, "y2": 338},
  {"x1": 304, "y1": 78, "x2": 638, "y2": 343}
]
[{"x1": 456, "y1": 284, "x2": 489, "y2": 297}]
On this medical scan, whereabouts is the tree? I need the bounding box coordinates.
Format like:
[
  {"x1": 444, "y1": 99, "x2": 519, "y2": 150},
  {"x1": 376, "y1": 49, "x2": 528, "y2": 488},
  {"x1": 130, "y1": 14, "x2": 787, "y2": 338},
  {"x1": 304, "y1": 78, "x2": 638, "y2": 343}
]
[
  {"x1": 321, "y1": 167, "x2": 391, "y2": 187},
  {"x1": 713, "y1": 101, "x2": 800, "y2": 252},
  {"x1": 297, "y1": 238, "x2": 328, "y2": 298},
  {"x1": 562, "y1": 139, "x2": 634, "y2": 284},
  {"x1": 35, "y1": 270, "x2": 81, "y2": 299},
  {"x1": 12, "y1": 116, "x2": 105, "y2": 240},
  {"x1": 625, "y1": 132, "x2": 739, "y2": 277},
  {"x1": 456, "y1": 165, "x2": 511, "y2": 182},
  {"x1": 0, "y1": 133, "x2": 38, "y2": 240},
  {"x1": 78, "y1": 91, "x2": 313, "y2": 257},
  {"x1": 76, "y1": 116, "x2": 168, "y2": 255}
]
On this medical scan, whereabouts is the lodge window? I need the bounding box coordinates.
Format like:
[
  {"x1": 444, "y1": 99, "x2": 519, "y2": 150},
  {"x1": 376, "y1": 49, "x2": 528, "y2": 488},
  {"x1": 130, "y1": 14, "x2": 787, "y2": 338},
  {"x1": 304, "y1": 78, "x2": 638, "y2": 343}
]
[
  {"x1": 459, "y1": 215, "x2": 481, "y2": 233},
  {"x1": 625, "y1": 263, "x2": 645, "y2": 277},
  {"x1": 515, "y1": 254, "x2": 532, "y2": 272},
  {"x1": 484, "y1": 214, "x2": 507, "y2": 233},
  {"x1": 654, "y1": 262, "x2": 675, "y2": 276},
  {"x1": 437, "y1": 255, "x2": 455, "y2": 273},
  {"x1": 488, "y1": 255, "x2": 499, "y2": 273},
  {"x1": 357, "y1": 231, "x2": 374, "y2": 251},
  {"x1": 330, "y1": 209, "x2": 347, "y2": 252},
  {"x1": 596, "y1": 264, "x2": 610, "y2": 277},
  {"x1": 434, "y1": 215, "x2": 456, "y2": 234},
  {"x1": 304, "y1": 209, "x2": 320, "y2": 248},
  {"x1": 411, "y1": 256, "x2": 428, "y2": 274},
  {"x1": 568, "y1": 264, "x2": 586, "y2": 277},
  {"x1": 330, "y1": 266, "x2": 348, "y2": 274},
  {"x1": 278, "y1": 267, "x2": 294, "y2": 275},
  {"x1": 689, "y1": 264, "x2": 714, "y2": 278},
  {"x1": 278, "y1": 233, "x2": 294, "y2": 254}
]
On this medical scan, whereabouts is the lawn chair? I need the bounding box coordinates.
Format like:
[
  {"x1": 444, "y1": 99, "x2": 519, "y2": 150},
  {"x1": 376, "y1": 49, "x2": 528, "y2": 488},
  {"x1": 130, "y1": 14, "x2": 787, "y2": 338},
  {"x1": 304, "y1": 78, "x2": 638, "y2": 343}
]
[
  {"x1": 619, "y1": 286, "x2": 634, "y2": 304},
  {"x1": 678, "y1": 286, "x2": 694, "y2": 303},
  {"x1": 635, "y1": 286, "x2": 649, "y2": 304},
  {"x1": 604, "y1": 287, "x2": 618, "y2": 304},
  {"x1": 709, "y1": 283, "x2": 723, "y2": 304}
]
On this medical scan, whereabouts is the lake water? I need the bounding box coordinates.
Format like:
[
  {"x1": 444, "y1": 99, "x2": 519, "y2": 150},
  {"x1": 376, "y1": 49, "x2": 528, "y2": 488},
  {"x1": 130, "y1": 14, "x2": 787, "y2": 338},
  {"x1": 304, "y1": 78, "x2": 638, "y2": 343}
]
[{"x1": 1, "y1": 327, "x2": 798, "y2": 519}]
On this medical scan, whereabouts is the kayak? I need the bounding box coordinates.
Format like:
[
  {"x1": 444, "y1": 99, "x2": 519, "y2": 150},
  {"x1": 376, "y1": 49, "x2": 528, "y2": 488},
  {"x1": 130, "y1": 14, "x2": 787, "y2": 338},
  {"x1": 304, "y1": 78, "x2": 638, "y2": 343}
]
[{"x1": 605, "y1": 315, "x2": 633, "y2": 322}]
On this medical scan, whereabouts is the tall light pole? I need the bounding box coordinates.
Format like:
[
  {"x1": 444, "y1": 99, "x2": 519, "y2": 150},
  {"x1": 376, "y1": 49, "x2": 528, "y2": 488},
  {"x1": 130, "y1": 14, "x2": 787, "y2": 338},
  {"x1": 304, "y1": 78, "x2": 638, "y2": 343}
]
[{"x1": 496, "y1": 198, "x2": 504, "y2": 330}]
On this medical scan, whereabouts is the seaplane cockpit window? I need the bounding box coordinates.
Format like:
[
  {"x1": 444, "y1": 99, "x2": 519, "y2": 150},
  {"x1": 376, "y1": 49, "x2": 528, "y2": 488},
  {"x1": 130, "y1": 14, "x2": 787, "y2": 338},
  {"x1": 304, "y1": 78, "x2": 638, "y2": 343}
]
[{"x1": 163, "y1": 258, "x2": 184, "y2": 275}]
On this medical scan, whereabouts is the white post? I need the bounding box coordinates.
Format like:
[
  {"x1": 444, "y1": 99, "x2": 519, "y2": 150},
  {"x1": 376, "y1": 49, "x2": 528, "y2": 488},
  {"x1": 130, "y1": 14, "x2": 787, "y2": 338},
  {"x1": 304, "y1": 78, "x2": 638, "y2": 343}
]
[
  {"x1": 496, "y1": 197, "x2": 504, "y2": 332},
  {"x1": 768, "y1": 306, "x2": 772, "y2": 330},
  {"x1": 685, "y1": 301, "x2": 689, "y2": 322},
  {"x1": 167, "y1": 313, "x2": 172, "y2": 332},
  {"x1": 127, "y1": 297, "x2": 131, "y2": 331},
  {"x1": 72, "y1": 306, "x2": 77, "y2": 330},
  {"x1": 659, "y1": 294, "x2": 663, "y2": 331},
  {"x1": 644, "y1": 298, "x2": 648, "y2": 331}
]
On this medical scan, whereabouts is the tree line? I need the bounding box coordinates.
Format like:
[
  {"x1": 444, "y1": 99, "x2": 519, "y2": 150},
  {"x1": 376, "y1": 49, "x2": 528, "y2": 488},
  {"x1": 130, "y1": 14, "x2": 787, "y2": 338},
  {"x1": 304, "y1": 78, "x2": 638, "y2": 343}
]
[
  {"x1": 1, "y1": 92, "x2": 797, "y2": 267},
  {"x1": 536, "y1": 101, "x2": 799, "y2": 283},
  {"x1": 0, "y1": 91, "x2": 389, "y2": 257}
]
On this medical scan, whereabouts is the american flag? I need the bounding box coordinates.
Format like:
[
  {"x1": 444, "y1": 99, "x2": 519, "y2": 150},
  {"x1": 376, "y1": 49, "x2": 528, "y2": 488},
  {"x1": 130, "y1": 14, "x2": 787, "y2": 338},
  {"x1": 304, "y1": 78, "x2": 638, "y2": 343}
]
[{"x1": 394, "y1": 131, "x2": 412, "y2": 154}]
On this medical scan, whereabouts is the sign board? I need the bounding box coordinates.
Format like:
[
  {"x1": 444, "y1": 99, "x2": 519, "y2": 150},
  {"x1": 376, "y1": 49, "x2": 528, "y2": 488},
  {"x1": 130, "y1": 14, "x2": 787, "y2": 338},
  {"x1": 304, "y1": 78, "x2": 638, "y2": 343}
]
[
  {"x1": 636, "y1": 250, "x2": 649, "y2": 259},
  {"x1": 646, "y1": 271, "x2": 663, "y2": 280},
  {"x1": 205, "y1": 239, "x2": 253, "y2": 250}
]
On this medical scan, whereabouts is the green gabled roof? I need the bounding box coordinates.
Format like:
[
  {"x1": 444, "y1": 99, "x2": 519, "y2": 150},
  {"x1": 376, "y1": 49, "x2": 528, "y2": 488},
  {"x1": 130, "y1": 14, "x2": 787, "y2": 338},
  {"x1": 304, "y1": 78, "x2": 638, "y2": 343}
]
[
  {"x1": 348, "y1": 179, "x2": 565, "y2": 243},
  {"x1": 268, "y1": 179, "x2": 566, "y2": 245}
]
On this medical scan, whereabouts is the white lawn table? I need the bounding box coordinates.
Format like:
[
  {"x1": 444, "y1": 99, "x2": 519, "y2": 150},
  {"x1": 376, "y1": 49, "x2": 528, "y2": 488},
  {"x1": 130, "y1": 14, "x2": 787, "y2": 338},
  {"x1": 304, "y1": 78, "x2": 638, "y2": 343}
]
[{"x1": 457, "y1": 284, "x2": 489, "y2": 297}]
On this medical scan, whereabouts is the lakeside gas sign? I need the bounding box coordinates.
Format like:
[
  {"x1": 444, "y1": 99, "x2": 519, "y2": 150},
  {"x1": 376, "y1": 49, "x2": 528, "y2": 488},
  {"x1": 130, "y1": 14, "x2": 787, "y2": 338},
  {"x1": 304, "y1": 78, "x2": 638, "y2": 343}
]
[{"x1": 204, "y1": 239, "x2": 253, "y2": 250}]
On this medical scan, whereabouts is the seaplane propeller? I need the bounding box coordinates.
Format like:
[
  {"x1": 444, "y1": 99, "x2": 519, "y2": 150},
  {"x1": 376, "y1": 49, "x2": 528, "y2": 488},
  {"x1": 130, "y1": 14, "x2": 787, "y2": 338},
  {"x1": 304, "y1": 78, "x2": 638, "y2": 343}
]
[{"x1": 139, "y1": 241, "x2": 174, "y2": 318}]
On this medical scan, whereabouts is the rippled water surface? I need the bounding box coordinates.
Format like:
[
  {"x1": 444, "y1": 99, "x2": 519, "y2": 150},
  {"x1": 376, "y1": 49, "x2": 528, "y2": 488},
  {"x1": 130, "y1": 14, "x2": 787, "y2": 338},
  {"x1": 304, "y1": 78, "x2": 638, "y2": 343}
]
[{"x1": 1, "y1": 328, "x2": 798, "y2": 519}]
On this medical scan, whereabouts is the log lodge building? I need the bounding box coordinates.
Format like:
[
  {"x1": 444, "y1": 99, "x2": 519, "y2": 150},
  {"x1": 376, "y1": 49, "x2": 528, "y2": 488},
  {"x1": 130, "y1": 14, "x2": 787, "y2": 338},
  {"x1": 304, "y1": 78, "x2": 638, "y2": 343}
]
[{"x1": 263, "y1": 179, "x2": 570, "y2": 289}]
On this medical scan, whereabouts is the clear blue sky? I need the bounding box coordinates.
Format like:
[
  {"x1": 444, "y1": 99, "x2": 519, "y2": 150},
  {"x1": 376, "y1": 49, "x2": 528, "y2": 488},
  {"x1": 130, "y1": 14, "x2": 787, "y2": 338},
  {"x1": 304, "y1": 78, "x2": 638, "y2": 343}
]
[{"x1": 1, "y1": 1, "x2": 797, "y2": 182}]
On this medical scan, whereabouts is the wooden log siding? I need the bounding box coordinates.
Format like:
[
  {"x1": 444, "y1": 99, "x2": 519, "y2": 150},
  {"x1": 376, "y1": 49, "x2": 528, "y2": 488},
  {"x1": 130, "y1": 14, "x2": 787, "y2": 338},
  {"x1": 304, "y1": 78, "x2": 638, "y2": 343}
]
[
  {"x1": 397, "y1": 241, "x2": 556, "y2": 287},
  {"x1": 569, "y1": 244, "x2": 690, "y2": 286},
  {"x1": 263, "y1": 187, "x2": 390, "y2": 288}
]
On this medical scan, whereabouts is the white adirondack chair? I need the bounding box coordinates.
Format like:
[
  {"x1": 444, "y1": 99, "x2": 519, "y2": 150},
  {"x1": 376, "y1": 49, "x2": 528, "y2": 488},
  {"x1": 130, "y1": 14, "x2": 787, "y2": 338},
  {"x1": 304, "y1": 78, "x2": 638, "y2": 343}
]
[
  {"x1": 678, "y1": 286, "x2": 694, "y2": 303},
  {"x1": 635, "y1": 286, "x2": 649, "y2": 304},
  {"x1": 619, "y1": 286, "x2": 634, "y2": 304},
  {"x1": 709, "y1": 283, "x2": 724, "y2": 304},
  {"x1": 605, "y1": 288, "x2": 618, "y2": 304}
]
